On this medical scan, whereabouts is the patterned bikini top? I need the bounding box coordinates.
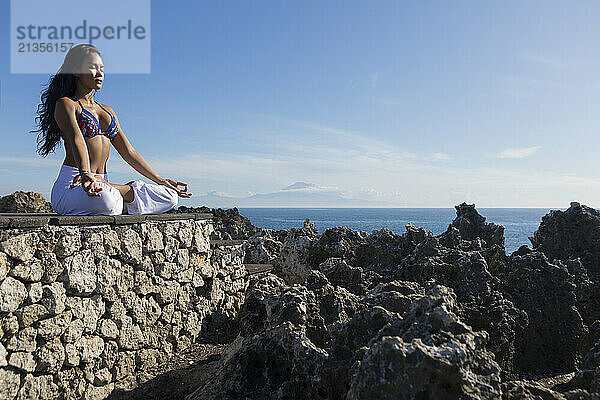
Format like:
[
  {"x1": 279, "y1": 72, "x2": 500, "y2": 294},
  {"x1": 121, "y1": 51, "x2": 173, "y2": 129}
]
[{"x1": 74, "y1": 96, "x2": 119, "y2": 140}]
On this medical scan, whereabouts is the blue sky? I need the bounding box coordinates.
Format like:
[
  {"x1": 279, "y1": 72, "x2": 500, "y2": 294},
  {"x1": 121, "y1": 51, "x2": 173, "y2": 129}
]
[{"x1": 1, "y1": 1, "x2": 600, "y2": 207}]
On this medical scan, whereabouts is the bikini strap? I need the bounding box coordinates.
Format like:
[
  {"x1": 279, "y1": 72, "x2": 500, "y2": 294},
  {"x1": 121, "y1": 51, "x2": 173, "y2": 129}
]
[
  {"x1": 95, "y1": 101, "x2": 108, "y2": 112},
  {"x1": 95, "y1": 102, "x2": 115, "y2": 120},
  {"x1": 72, "y1": 95, "x2": 85, "y2": 111}
]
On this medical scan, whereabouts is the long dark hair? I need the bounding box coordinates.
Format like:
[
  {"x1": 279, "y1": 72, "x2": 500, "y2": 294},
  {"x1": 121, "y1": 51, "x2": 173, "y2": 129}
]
[{"x1": 32, "y1": 44, "x2": 101, "y2": 156}]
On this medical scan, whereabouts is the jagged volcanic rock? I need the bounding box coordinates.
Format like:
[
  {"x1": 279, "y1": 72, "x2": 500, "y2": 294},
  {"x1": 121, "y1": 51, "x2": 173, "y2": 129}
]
[
  {"x1": 188, "y1": 280, "x2": 505, "y2": 400},
  {"x1": 0, "y1": 191, "x2": 54, "y2": 213},
  {"x1": 237, "y1": 203, "x2": 593, "y2": 383},
  {"x1": 527, "y1": 202, "x2": 600, "y2": 331},
  {"x1": 243, "y1": 228, "x2": 287, "y2": 264},
  {"x1": 347, "y1": 334, "x2": 499, "y2": 400},
  {"x1": 444, "y1": 202, "x2": 505, "y2": 249},
  {"x1": 500, "y1": 251, "x2": 586, "y2": 375},
  {"x1": 530, "y1": 202, "x2": 600, "y2": 283},
  {"x1": 270, "y1": 220, "x2": 321, "y2": 284},
  {"x1": 187, "y1": 322, "x2": 330, "y2": 400}
]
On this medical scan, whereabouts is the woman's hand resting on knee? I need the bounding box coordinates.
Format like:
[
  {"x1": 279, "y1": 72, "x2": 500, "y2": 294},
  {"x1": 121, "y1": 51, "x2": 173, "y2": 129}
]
[
  {"x1": 70, "y1": 173, "x2": 103, "y2": 197},
  {"x1": 158, "y1": 178, "x2": 192, "y2": 198}
]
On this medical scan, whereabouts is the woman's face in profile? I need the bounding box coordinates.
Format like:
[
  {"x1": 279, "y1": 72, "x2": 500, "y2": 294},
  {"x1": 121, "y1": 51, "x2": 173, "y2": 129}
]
[{"x1": 77, "y1": 52, "x2": 104, "y2": 91}]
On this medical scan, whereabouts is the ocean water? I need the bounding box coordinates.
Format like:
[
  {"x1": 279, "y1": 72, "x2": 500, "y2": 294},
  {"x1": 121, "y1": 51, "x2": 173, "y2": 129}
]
[{"x1": 237, "y1": 208, "x2": 562, "y2": 255}]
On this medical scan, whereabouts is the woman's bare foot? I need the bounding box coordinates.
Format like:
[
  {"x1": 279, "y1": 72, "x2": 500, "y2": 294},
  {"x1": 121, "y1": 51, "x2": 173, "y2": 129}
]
[
  {"x1": 111, "y1": 183, "x2": 135, "y2": 203},
  {"x1": 94, "y1": 175, "x2": 135, "y2": 203}
]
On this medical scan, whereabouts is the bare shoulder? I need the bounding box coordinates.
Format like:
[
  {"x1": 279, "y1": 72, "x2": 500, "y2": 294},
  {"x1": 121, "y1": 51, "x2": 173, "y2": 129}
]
[
  {"x1": 55, "y1": 96, "x2": 77, "y2": 111},
  {"x1": 54, "y1": 97, "x2": 77, "y2": 120}
]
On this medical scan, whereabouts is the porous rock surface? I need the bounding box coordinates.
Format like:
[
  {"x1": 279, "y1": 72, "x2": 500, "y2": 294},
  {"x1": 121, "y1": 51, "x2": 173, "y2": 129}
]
[
  {"x1": 0, "y1": 191, "x2": 53, "y2": 213},
  {"x1": 184, "y1": 202, "x2": 600, "y2": 399}
]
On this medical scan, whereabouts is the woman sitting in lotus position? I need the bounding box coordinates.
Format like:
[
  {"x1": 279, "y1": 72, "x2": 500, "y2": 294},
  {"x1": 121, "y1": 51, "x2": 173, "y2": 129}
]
[{"x1": 33, "y1": 44, "x2": 191, "y2": 215}]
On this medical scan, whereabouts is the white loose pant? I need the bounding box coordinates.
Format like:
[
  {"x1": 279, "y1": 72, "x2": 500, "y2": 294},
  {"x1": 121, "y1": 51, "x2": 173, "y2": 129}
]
[
  {"x1": 50, "y1": 164, "x2": 178, "y2": 216},
  {"x1": 122, "y1": 179, "x2": 178, "y2": 215}
]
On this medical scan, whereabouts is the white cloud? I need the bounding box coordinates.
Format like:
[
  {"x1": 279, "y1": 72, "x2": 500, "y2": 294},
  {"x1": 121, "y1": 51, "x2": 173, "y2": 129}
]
[
  {"x1": 355, "y1": 187, "x2": 385, "y2": 198},
  {"x1": 521, "y1": 54, "x2": 577, "y2": 71},
  {"x1": 495, "y1": 146, "x2": 540, "y2": 159},
  {"x1": 502, "y1": 75, "x2": 574, "y2": 92},
  {"x1": 280, "y1": 183, "x2": 339, "y2": 193},
  {"x1": 292, "y1": 120, "x2": 419, "y2": 161},
  {"x1": 429, "y1": 152, "x2": 452, "y2": 161},
  {"x1": 206, "y1": 190, "x2": 234, "y2": 197}
]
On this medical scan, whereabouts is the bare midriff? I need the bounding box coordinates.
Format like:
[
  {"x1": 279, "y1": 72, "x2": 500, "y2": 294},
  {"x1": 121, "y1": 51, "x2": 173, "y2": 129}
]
[{"x1": 62, "y1": 135, "x2": 111, "y2": 174}]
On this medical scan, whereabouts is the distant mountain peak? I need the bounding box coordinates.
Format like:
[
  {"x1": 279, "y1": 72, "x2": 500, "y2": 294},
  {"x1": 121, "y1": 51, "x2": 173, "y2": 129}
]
[{"x1": 281, "y1": 182, "x2": 316, "y2": 191}]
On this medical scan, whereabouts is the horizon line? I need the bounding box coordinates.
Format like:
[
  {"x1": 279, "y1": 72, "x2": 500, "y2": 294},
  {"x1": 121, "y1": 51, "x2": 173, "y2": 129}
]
[{"x1": 218, "y1": 206, "x2": 570, "y2": 210}]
